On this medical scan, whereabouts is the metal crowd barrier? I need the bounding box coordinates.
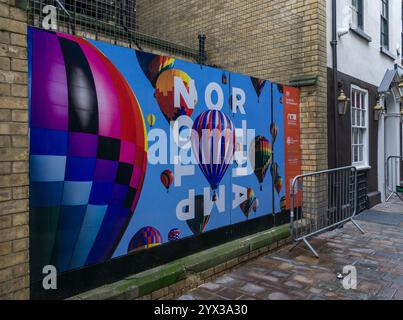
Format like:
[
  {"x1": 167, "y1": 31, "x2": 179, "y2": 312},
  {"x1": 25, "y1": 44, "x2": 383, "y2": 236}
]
[
  {"x1": 385, "y1": 156, "x2": 403, "y2": 202},
  {"x1": 290, "y1": 166, "x2": 364, "y2": 258}
]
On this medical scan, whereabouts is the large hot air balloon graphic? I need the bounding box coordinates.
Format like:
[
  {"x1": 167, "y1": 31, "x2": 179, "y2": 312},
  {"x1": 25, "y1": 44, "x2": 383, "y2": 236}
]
[
  {"x1": 186, "y1": 195, "x2": 210, "y2": 236},
  {"x1": 251, "y1": 77, "x2": 266, "y2": 102},
  {"x1": 239, "y1": 188, "x2": 257, "y2": 219},
  {"x1": 147, "y1": 114, "x2": 156, "y2": 128},
  {"x1": 270, "y1": 122, "x2": 279, "y2": 145},
  {"x1": 127, "y1": 226, "x2": 163, "y2": 252},
  {"x1": 136, "y1": 50, "x2": 175, "y2": 87},
  {"x1": 249, "y1": 136, "x2": 271, "y2": 191},
  {"x1": 155, "y1": 69, "x2": 197, "y2": 124},
  {"x1": 168, "y1": 228, "x2": 181, "y2": 241},
  {"x1": 29, "y1": 29, "x2": 148, "y2": 273},
  {"x1": 160, "y1": 169, "x2": 174, "y2": 192},
  {"x1": 191, "y1": 110, "x2": 235, "y2": 201}
]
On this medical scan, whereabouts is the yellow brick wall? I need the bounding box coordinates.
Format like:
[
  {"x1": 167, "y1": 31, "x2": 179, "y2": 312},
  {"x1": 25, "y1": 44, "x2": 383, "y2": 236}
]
[
  {"x1": 0, "y1": 0, "x2": 29, "y2": 299},
  {"x1": 137, "y1": 0, "x2": 328, "y2": 172}
]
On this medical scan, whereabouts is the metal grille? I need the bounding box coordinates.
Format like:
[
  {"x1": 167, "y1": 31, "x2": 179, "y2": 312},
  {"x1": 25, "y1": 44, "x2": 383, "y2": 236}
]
[
  {"x1": 25, "y1": 0, "x2": 304, "y2": 81},
  {"x1": 27, "y1": 0, "x2": 200, "y2": 61},
  {"x1": 290, "y1": 166, "x2": 364, "y2": 258}
]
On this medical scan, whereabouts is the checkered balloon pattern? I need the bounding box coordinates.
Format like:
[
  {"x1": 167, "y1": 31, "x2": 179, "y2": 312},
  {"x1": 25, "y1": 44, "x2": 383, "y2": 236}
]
[
  {"x1": 128, "y1": 227, "x2": 163, "y2": 252},
  {"x1": 29, "y1": 28, "x2": 147, "y2": 273}
]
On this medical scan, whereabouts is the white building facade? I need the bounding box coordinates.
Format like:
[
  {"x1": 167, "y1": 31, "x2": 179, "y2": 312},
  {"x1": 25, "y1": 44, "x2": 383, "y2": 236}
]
[{"x1": 326, "y1": 0, "x2": 403, "y2": 206}]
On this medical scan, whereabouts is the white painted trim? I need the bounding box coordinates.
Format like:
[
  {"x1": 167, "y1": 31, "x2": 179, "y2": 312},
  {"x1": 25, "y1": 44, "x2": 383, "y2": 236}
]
[{"x1": 350, "y1": 84, "x2": 370, "y2": 168}]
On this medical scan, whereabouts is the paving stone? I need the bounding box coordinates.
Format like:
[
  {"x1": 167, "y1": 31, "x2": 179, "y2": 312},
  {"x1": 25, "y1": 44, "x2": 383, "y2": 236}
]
[{"x1": 178, "y1": 202, "x2": 403, "y2": 301}]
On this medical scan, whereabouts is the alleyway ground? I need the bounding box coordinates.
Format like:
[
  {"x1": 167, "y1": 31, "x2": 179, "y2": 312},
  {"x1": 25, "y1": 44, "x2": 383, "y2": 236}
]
[{"x1": 178, "y1": 197, "x2": 403, "y2": 300}]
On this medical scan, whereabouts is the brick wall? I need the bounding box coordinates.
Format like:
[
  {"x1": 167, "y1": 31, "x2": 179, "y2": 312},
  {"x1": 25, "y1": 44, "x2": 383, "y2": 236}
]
[
  {"x1": 0, "y1": 0, "x2": 29, "y2": 299},
  {"x1": 137, "y1": 0, "x2": 328, "y2": 172}
]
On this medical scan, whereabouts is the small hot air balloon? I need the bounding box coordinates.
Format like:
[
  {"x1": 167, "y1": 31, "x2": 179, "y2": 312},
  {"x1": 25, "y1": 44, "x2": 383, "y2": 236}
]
[
  {"x1": 160, "y1": 169, "x2": 174, "y2": 192},
  {"x1": 280, "y1": 196, "x2": 286, "y2": 212},
  {"x1": 168, "y1": 228, "x2": 181, "y2": 241},
  {"x1": 127, "y1": 226, "x2": 163, "y2": 252},
  {"x1": 270, "y1": 122, "x2": 279, "y2": 145},
  {"x1": 136, "y1": 51, "x2": 175, "y2": 87},
  {"x1": 249, "y1": 136, "x2": 271, "y2": 191},
  {"x1": 275, "y1": 176, "x2": 283, "y2": 194},
  {"x1": 186, "y1": 195, "x2": 210, "y2": 236},
  {"x1": 191, "y1": 110, "x2": 235, "y2": 201},
  {"x1": 252, "y1": 198, "x2": 259, "y2": 213},
  {"x1": 239, "y1": 188, "x2": 256, "y2": 218},
  {"x1": 270, "y1": 162, "x2": 279, "y2": 180},
  {"x1": 251, "y1": 77, "x2": 266, "y2": 101},
  {"x1": 147, "y1": 114, "x2": 156, "y2": 128},
  {"x1": 155, "y1": 69, "x2": 197, "y2": 124}
]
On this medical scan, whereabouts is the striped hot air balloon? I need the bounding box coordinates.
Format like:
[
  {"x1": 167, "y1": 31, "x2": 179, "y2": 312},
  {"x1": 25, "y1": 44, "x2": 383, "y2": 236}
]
[
  {"x1": 270, "y1": 122, "x2": 279, "y2": 145},
  {"x1": 250, "y1": 136, "x2": 271, "y2": 191},
  {"x1": 191, "y1": 110, "x2": 235, "y2": 201},
  {"x1": 251, "y1": 77, "x2": 266, "y2": 102},
  {"x1": 28, "y1": 28, "x2": 148, "y2": 273},
  {"x1": 160, "y1": 169, "x2": 174, "y2": 192}
]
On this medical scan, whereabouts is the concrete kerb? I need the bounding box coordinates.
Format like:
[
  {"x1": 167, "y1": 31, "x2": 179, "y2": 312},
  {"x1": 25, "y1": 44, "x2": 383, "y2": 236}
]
[{"x1": 70, "y1": 224, "x2": 290, "y2": 300}]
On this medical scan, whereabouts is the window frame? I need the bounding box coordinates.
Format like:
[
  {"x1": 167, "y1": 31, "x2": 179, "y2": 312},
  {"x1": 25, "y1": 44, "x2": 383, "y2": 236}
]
[
  {"x1": 351, "y1": 0, "x2": 364, "y2": 30},
  {"x1": 351, "y1": 85, "x2": 369, "y2": 169},
  {"x1": 381, "y1": 0, "x2": 390, "y2": 50}
]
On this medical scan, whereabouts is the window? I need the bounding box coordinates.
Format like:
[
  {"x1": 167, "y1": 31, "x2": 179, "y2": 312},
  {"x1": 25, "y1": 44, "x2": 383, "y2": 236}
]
[
  {"x1": 381, "y1": 0, "x2": 389, "y2": 50},
  {"x1": 351, "y1": 86, "x2": 369, "y2": 167},
  {"x1": 351, "y1": 0, "x2": 364, "y2": 30}
]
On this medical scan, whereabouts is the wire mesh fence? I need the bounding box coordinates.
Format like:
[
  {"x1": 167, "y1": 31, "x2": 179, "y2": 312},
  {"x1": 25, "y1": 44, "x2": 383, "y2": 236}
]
[{"x1": 26, "y1": 0, "x2": 305, "y2": 81}]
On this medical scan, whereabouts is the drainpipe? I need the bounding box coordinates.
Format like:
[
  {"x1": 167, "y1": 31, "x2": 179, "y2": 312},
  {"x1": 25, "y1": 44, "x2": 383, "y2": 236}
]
[{"x1": 331, "y1": 0, "x2": 338, "y2": 168}]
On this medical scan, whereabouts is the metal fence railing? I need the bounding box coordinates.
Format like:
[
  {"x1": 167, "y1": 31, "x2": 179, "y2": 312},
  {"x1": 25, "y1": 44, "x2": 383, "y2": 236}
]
[
  {"x1": 385, "y1": 156, "x2": 403, "y2": 202},
  {"x1": 290, "y1": 166, "x2": 364, "y2": 258}
]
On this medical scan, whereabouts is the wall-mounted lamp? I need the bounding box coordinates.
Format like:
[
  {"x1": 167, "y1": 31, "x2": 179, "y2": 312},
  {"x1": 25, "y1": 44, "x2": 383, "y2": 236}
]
[
  {"x1": 373, "y1": 99, "x2": 384, "y2": 121},
  {"x1": 337, "y1": 89, "x2": 349, "y2": 115},
  {"x1": 398, "y1": 81, "x2": 403, "y2": 98}
]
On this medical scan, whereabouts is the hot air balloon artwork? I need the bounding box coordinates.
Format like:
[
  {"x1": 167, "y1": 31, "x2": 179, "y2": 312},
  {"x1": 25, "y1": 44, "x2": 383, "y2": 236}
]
[
  {"x1": 29, "y1": 29, "x2": 148, "y2": 272},
  {"x1": 251, "y1": 77, "x2": 266, "y2": 102},
  {"x1": 136, "y1": 50, "x2": 175, "y2": 87},
  {"x1": 155, "y1": 69, "x2": 197, "y2": 124},
  {"x1": 127, "y1": 226, "x2": 163, "y2": 252},
  {"x1": 186, "y1": 195, "x2": 210, "y2": 236},
  {"x1": 191, "y1": 110, "x2": 235, "y2": 201},
  {"x1": 160, "y1": 169, "x2": 174, "y2": 192},
  {"x1": 275, "y1": 176, "x2": 283, "y2": 195},
  {"x1": 168, "y1": 228, "x2": 181, "y2": 241},
  {"x1": 270, "y1": 162, "x2": 279, "y2": 180},
  {"x1": 252, "y1": 198, "x2": 259, "y2": 213},
  {"x1": 270, "y1": 122, "x2": 279, "y2": 145},
  {"x1": 239, "y1": 188, "x2": 257, "y2": 219},
  {"x1": 280, "y1": 196, "x2": 286, "y2": 212},
  {"x1": 147, "y1": 114, "x2": 156, "y2": 128},
  {"x1": 249, "y1": 136, "x2": 271, "y2": 191}
]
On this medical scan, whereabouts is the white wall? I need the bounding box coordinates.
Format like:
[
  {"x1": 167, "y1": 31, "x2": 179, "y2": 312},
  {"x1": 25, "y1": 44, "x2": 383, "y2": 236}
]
[{"x1": 327, "y1": 0, "x2": 402, "y2": 86}]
